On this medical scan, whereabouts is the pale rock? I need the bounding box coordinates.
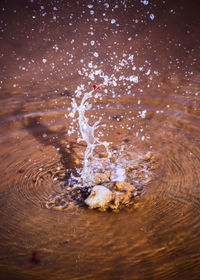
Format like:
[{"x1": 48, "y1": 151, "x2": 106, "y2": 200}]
[{"x1": 84, "y1": 185, "x2": 113, "y2": 211}]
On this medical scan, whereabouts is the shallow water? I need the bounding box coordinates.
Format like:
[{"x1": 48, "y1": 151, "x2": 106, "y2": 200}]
[{"x1": 0, "y1": 0, "x2": 200, "y2": 279}]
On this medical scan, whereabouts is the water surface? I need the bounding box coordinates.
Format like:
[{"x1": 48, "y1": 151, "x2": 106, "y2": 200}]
[{"x1": 0, "y1": 0, "x2": 200, "y2": 279}]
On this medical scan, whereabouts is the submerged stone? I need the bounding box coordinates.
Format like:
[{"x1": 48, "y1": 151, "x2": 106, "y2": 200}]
[
  {"x1": 113, "y1": 181, "x2": 135, "y2": 192},
  {"x1": 84, "y1": 185, "x2": 113, "y2": 211}
]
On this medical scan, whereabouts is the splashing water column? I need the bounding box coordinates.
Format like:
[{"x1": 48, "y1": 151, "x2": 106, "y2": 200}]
[
  {"x1": 69, "y1": 86, "x2": 111, "y2": 185},
  {"x1": 65, "y1": 85, "x2": 154, "y2": 211}
]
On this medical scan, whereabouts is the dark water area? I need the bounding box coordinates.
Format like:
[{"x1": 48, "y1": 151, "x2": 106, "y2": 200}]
[{"x1": 0, "y1": 0, "x2": 200, "y2": 279}]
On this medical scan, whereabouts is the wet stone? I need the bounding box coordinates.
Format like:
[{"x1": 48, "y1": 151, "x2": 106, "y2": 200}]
[
  {"x1": 93, "y1": 173, "x2": 110, "y2": 184},
  {"x1": 114, "y1": 181, "x2": 135, "y2": 192},
  {"x1": 85, "y1": 185, "x2": 113, "y2": 211}
]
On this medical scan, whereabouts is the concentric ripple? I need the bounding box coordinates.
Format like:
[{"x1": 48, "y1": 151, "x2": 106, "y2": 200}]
[
  {"x1": 1, "y1": 0, "x2": 200, "y2": 278},
  {"x1": 0, "y1": 89, "x2": 200, "y2": 279}
]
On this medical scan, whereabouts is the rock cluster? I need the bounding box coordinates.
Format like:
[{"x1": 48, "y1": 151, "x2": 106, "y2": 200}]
[
  {"x1": 45, "y1": 179, "x2": 141, "y2": 212},
  {"x1": 84, "y1": 181, "x2": 137, "y2": 212},
  {"x1": 45, "y1": 153, "x2": 157, "y2": 212}
]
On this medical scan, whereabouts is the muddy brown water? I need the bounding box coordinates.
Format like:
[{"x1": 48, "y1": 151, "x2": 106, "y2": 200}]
[{"x1": 0, "y1": 0, "x2": 200, "y2": 279}]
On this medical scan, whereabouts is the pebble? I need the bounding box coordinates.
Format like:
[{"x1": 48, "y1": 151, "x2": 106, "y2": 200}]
[
  {"x1": 94, "y1": 173, "x2": 110, "y2": 184},
  {"x1": 114, "y1": 181, "x2": 135, "y2": 192},
  {"x1": 84, "y1": 185, "x2": 113, "y2": 211}
]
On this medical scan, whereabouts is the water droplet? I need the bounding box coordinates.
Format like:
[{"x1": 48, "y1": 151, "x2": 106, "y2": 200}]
[{"x1": 150, "y1": 14, "x2": 155, "y2": 20}]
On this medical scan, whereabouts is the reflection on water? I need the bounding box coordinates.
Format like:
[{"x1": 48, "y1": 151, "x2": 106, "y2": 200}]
[{"x1": 0, "y1": 0, "x2": 200, "y2": 279}]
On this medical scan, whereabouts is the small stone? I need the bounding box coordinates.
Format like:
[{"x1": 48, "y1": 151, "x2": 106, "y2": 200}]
[
  {"x1": 94, "y1": 173, "x2": 110, "y2": 184},
  {"x1": 124, "y1": 183, "x2": 136, "y2": 192},
  {"x1": 114, "y1": 181, "x2": 125, "y2": 191},
  {"x1": 126, "y1": 165, "x2": 142, "y2": 172},
  {"x1": 120, "y1": 192, "x2": 132, "y2": 205},
  {"x1": 114, "y1": 181, "x2": 135, "y2": 192},
  {"x1": 110, "y1": 190, "x2": 132, "y2": 210},
  {"x1": 84, "y1": 185, "x2": 113, "y2": 211}
]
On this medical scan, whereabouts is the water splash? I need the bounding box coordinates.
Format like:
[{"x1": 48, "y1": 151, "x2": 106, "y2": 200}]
[
  {"x1": 111, "y1": 164, "x2": 126, "y2": 182},
  {"x1": 68, "y1": 88, "x2": 111, "y2": 185}
]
